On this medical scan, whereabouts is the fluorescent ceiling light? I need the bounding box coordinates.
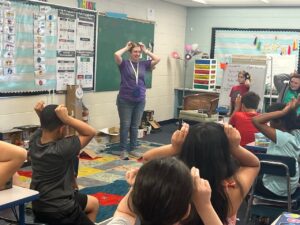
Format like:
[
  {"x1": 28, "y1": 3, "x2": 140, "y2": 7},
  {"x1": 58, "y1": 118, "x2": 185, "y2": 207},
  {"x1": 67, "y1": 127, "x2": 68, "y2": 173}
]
[
  {"x1": 192, "y1": 0, "x2": 207, "y2": 4},
  {"x1": 260, "y1": 0, "x2": 270, "y2": 3}
]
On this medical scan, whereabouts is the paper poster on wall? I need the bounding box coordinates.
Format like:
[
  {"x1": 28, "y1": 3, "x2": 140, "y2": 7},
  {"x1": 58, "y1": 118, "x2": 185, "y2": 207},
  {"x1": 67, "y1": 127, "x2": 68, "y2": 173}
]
[
  {"x1": 34, "y1": 12, "x2": 47, "y2": 86},
  {"x1": 76, "y1": 51, "x2": 93, "y2": 88},
  {"x1": 56, "y1": 9, "x2": 76, "y2": 91},
  {"x1": 3, "y1": 7, "x2": 15, "y2": 77},
  {"x1": 56, "y1": 51, "x2": 76, "y2": 90},
  {"x1": 57, "y1": 9, "x2": 76, "y2": 51},
  {"x1": 76, "y1": 12, "x2": 95, "y2": 51}
]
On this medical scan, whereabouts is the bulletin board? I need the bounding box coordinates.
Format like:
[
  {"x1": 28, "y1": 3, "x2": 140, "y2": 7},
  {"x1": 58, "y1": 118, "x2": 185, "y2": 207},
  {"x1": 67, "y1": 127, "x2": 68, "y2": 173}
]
[
  {"x1": 211, "y1": 28, "x2": 300, "y2": 86},
  {"x1": 95, "y1": 15, "x2": 155, "y2": 92},
  {"x1": 0, "y1": 0, "x2": 97, "y2": 96}
]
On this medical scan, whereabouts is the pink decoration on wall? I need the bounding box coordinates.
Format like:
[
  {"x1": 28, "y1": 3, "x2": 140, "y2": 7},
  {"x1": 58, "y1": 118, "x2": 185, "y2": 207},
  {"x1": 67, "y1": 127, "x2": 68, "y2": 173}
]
[{"x1": 171, "y1": 51, "x2": 180, "y2": 59}]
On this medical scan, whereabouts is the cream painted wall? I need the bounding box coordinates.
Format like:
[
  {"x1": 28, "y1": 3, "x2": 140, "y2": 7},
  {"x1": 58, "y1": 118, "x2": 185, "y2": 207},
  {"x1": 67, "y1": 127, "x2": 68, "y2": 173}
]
[{"x1": 0, "y1": 0, "x2": 186, "y2": 130}]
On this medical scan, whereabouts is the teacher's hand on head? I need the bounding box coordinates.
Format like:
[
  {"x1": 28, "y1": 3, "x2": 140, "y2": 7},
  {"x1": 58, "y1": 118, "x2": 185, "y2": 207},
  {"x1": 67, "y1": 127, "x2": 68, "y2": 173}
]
[
  {"x1": 138, "y1": 42, "x2": 147, "y2": 53},
  {"x1": 126, "y1": 41, "x2": 132, "y2": 50}
]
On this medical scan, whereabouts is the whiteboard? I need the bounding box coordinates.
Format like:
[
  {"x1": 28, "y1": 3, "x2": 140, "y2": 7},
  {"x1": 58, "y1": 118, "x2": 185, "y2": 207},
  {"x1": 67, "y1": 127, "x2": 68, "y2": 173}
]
[{"x1": 218, "y1": 64, "x2": 267, "y2": 112}]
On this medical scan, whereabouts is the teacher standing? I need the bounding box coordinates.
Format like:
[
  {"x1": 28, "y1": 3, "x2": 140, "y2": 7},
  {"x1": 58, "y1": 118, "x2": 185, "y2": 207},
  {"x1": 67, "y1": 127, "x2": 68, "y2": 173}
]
[{"x1": 114, "y1": 41, "x2": 160, "y2": 160}]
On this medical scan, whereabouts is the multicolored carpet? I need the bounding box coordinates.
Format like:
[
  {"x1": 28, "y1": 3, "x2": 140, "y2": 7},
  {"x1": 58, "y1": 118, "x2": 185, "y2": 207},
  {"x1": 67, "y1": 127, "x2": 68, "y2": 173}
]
[{"x1": 16, "y1": 140, "x2": 162, "y2": 223}]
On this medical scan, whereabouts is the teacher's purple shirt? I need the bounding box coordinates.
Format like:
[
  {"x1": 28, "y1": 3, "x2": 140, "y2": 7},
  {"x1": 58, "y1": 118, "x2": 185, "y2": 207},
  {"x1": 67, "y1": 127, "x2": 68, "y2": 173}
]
[{"x1": 118, "y1": 59, "x2": 151, "y2": 102}]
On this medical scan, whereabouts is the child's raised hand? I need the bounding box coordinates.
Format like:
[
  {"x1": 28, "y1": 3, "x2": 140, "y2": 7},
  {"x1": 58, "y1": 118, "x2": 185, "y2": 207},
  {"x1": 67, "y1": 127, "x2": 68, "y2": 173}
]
[
  {"x1": 171, "y1": 123, "x2": 189, "y2": 154},
  {"x1": 55, "y1": 104, "x2": 70, "y2": 123},
  {"x1": 224, "y1": 123, "x2": 241, "y2": 150},
  {"x1": 126, "y1": 168, "x2": 139, "y2": 186},
  {"x1": 34, "y1": 101, "x2": 45, "y2": 118},
  {"x1": 191, "y1": 167, "x2": 212, "y2": 208},
  {"x1": 282, "y1": 98, "x2": 298, "y2": 114},
  {"x1": 245, "y1": 79, "x2": 251, "y2": 86},
  {"x1": 234, "y1": 94, "x2": 242, "y2": 111}
]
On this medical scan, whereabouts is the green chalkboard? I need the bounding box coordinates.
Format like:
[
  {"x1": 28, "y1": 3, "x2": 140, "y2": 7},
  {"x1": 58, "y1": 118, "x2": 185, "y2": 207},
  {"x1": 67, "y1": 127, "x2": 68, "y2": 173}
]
[{"x1": 95, "y1": 15, "x2": 155, "y2": 92}]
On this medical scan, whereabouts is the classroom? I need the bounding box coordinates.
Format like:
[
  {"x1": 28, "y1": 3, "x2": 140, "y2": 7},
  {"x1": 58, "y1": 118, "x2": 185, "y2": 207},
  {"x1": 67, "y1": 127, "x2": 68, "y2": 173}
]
[
  {"x1": 1, "y1": 0, "x2": 300, "y2": 225},
  {"x1": 1, "y1": 0, "x2": 300, "y2": 130},
  {"x1": 0, "y1": 0, "x2": 298, "y2": 130}
]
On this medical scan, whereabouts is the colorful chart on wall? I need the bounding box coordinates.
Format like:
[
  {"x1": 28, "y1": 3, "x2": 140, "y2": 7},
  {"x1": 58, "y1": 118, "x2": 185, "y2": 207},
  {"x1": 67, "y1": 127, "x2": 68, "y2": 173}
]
[
  {"x1": 211, "y1": 28, "x2": 300, "y2": 86},
  {"x1": 0, "y1": 0, "x2": 96, "y2": 96}
]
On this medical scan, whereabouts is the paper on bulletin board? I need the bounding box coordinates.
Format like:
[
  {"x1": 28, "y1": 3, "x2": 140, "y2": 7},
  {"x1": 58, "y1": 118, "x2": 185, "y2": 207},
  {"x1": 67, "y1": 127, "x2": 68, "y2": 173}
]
[
  {"x1": 76, "y1": 51, "x2": 94, "y2": 88},
  {"x1": 76, "y1": 12, "x2": 95, "y2": 51},
  {"x1": 56, "y1": 51, "x2": 76, "y2": 91},
  {"x1": 57, "y1": 9, "x2": 76, "y2": 51},
  {"x1": 56, "y1": 9, "x2": 76, "y2": 91},
  {"x1": 75, "y1": 12, "x2": 95, "y2": 89}
]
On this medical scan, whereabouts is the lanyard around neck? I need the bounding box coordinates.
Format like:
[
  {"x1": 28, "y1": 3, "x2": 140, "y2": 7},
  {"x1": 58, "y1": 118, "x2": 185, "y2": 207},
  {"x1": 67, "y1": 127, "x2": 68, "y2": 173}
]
[{"x1": 129, "y1": 60, "x2": 139, "y2": 85}]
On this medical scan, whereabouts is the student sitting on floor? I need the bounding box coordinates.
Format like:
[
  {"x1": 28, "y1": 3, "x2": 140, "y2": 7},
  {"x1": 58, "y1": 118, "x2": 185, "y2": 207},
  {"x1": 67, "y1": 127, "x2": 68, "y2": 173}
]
[
  {"x1": 143, "y1": 122, "x2": 260, "y2": 225},
  {"x1": 0, "y1": 141, "x2": 27, "y2": 188},
  {"x1": 29, "y1": 101, "x2": 99, "y2": 225},
  {"x1": 229, "y1": 91, "x2": 260, "y2": 146},
  {"x1": 108, "y1": 157, "x2": 222, "y2": 225},
  {"x1": 252, "y1": 97, "x2": 300, "y2": 197}
]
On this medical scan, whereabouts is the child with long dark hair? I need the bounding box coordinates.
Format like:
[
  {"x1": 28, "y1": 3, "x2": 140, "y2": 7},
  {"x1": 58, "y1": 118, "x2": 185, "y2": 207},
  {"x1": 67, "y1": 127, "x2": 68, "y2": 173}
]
[
  {"x1": 108, "y1": 157, "x2": 222, "y2": 225},
  {"x1": 143, "y1": 123, "x2": 260, "y2": 225}
]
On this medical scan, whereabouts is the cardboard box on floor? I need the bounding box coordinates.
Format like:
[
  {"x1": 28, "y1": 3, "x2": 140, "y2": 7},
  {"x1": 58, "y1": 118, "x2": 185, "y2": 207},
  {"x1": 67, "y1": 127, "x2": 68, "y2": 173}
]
[
  {"x1": 80, "y1": 148, "x2": 98, "y2": 159},
  {"x1": 66, "y1": 85, "x2": 82, "y2": 135},
  {"x1": 148, "y1": 120, "x2": 161, "y2": 130},
  {"x1": 98, "y1": 127, "x2": 120, "y2": 144}
]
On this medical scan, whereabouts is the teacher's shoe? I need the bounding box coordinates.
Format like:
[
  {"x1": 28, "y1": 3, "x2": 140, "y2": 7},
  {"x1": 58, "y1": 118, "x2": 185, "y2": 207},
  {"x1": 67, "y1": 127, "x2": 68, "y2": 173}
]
[
  {"x1": 120, "y1": 150, "x2": 129, "y2": 160},
  {"x1": 128, "y1": 151, "x2": 143, "y2": 159}
]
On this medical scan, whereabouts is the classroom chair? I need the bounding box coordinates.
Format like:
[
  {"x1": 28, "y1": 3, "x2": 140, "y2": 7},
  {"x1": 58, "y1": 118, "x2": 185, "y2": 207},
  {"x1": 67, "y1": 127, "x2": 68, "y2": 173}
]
[
  {"x1": 178, "y1": 93, "x2": 219, "y2": 123},
  {"x1": 244, "y1": 154, "x2": 300, "y2": 224}
]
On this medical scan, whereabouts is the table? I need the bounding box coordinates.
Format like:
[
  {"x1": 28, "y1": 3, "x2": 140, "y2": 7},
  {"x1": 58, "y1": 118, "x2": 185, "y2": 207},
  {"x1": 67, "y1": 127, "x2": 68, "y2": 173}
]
[
  {"x1": 0, "y1": 186, "x2": 39, "y2": 225},
  {"x1": 245, "y1": 142, "x2": 268, "y2": 153}
]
